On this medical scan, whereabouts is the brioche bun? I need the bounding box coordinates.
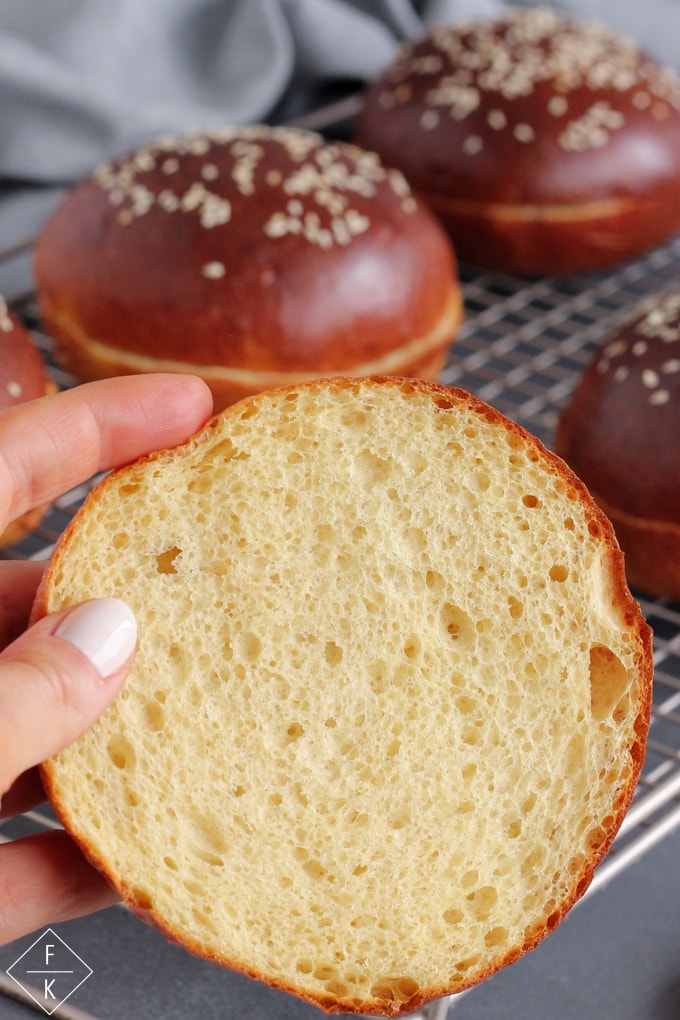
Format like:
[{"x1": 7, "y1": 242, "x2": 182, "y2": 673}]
[
  {"x1": 356, "y1": 7, "x2": 680, "y2": 274},
  {"x1": 0, "y1": 300, "x2": 55, "y2": 546},
  {"x1": 33, "y1": 127, "x2": 462, "y2": 410},
  {"x1": 37, "y1": 376, "x2": 651, "y2": 1015},
  {"x1": 557, "y1": 290, "x2": 680, "y2": 600}
]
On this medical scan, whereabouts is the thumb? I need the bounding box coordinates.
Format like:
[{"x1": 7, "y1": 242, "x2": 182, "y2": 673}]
[{"x1": 0, "y1": 598, "x2": 137, "y2": 802}]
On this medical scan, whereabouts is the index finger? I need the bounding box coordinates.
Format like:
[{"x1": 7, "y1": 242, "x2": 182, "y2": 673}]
[{"x1": 0, "y1": 373, "x2": 213, "y2": 526}]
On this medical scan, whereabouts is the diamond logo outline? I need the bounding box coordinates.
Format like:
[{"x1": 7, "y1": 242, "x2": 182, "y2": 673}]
[{"x1": 6, "y1": 927, "x2": 93, "y2": 1016}]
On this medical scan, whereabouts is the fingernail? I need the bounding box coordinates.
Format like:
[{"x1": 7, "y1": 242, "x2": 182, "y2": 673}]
[{"x1": 55, "y1": 598, "x2": 138, "y2": 679}]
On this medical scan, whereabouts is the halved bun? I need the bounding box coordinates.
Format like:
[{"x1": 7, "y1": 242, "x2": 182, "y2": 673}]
[{"x1": 37, "y1": 376, "x2": 651, "y2": 1015}]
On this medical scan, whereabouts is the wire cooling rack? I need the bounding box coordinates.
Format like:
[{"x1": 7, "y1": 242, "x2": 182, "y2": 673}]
[{"x1": 1, "y1": 215, "x2": 680, "y2": 1020}]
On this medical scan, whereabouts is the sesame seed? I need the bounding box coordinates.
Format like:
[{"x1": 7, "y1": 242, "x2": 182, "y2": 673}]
[
  {"x1": 487, "y1": 109, "x2": 507, "y2": 130},
  {"x1": 6, "y1": 380, "x2": 22, "y2": 398},
  {"x1": 632, "y1": 340, "x2": 648, "y2": 356},
  {"x1": 264, "y1": 212, "x2": 289, "y2": 239},
  {"x1": 188, "y1": 138, "x2": 210, "y2": 156},
  {"x1": 548, "y1": 96, "x2": 568, "y2": 116},
  {"x1": 513, "y1": 123, "x2": 535, "y2": 143},
  {"x1": 201, "y1": 163, "x2": 219, "y2": 181},
  {"x1": 158, "y1": 190, "x2": 180, "y2": 212},
  {"x1": 130, "y1": 184, "x2": 154, "y2": 216},
  {"x1": 462, "y1": 135, "x2": 483, "y2": 155},
  {"x1": 315, "y1": 228, "x2": 334, "y2": 250},
  {"x1": 134, "y1": 150, "x2": 156, "y2": 172},
  {"x1": 662, "y1": 358, "x2": 680, "y2": 373},
  {"x1": 649, "y1": 389, "x2": 670, "y2": 405},
  {"x1": 331, "y1": 217, "x2": 352, "y2": 245},
  {"x1": 632, "y1": 90, "x2": 652, "y2": 109},
  {"x1": 642, "y1": 369, "x2": 660, "y2": 388},
  {"x1": 202, "y1": 261, "x2": 226, "y2": 279},
  {"x1": 345, "y1": 210, "x2": 370, "y2": 235},
  {"x1": 613, "y1": 366, "x2": 629, "y2": 382},
  {"x1": 162, "y1": 158, "x2": 180, "y2": 174},
  {"x1": 387, "y1": 170, "x2": 410, "y2": 197},
  {"x1": 180, "y1": 182, "x2": 204, "y2": 211},
  {"x1": 200, "y1": 195, "x2": 231, "y2": 229},
  {"x1": 420, "y1": 110, "x2": 440, "y2": 130}
]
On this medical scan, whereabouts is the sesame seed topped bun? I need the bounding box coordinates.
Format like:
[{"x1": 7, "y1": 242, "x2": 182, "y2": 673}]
[
  {"x1": 557, "y1": 289, "x2": 680, "y2": 599},
  {"x1": 34, "y1": 126, "x2": 462, "y2": 410},
  {"x1": 0, "y1": 299, "x2": 48, "y2": 408},
  {"x1": 356, "y1": 7, "x2": 680, "y2": 274},
  {"x1": 0, "y1": 300, "x2": 56, "y2": 546}
]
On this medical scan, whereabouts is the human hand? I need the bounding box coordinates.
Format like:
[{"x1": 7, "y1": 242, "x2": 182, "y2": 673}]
[{"x1": 0, "y1": 373, "x2": 213, "y2": 945}]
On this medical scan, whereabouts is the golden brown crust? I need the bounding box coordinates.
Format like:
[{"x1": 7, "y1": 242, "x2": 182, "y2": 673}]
[
  {"x1": 556, "y1": 290, "x2": 680, "y2": 599},
  {"x1": 36, "y1": 376, "x2": 652, "y2": 1016},
  {"x1": 356, "y1": 8, "x2": 680, "y2": 274},
  {"x1": 34, "y1": 127, "x2": 461, "y2": 409}
]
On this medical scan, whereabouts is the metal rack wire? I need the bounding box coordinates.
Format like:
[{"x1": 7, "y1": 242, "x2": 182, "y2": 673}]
[{"x1": 1, "y1": 218, "x2": 680, "y2": 1020}]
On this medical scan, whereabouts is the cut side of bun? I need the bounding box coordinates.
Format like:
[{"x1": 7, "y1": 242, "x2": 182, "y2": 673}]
[{"x1": 37, "y1": 376, "x2": 652, "y2": 1016}]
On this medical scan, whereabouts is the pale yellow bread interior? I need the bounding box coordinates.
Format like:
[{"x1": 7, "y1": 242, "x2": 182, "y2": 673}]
[{"x1": 38, "y1": 376, "x2": 651, "y2": 1016}]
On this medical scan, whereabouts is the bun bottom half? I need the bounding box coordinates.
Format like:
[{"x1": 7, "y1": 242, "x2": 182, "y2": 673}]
[
  {"x1": 37, "y1": 376, "x2": 651, "y2": 1016},
  {"x1": 425, "y1": 193, "x2": 680, "y2": 275}
]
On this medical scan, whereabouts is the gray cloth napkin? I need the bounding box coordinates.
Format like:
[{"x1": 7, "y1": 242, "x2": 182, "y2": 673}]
[{"x1": 0, "y1": 0, "x2": 677, "y2": 184}]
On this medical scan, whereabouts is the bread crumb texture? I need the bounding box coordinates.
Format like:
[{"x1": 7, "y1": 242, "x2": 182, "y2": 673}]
[{"x1": 42, "y1": 377, "x2": 650, "y2": 1015}]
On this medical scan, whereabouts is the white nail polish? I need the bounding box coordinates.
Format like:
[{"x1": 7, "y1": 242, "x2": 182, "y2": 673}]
[{"x1": 55, "y1": 598, "x2": 138, "y2": 678}]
